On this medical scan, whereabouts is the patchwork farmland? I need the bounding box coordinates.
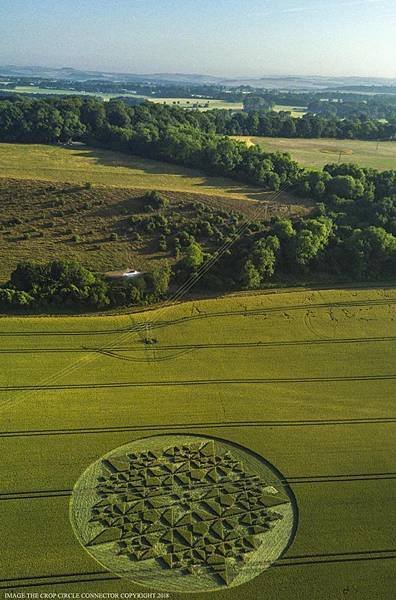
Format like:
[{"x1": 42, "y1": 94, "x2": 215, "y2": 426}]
[{"x1": 0, "y1": 287, "x2": 395, "y2": 598}]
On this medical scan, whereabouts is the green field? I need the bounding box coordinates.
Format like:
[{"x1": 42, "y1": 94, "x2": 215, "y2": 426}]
[
  {"x1": 234, "y1": 136, "x2": 396, "y2": 171},
  {"x1": 273, "y1": 105, "x2": 307, "y2": 118},
  {"x1": 0, "y1": 143, "x2": 303, "y2": 205},
  {"x1": 1, "y1": 286, "x2": 395, "y2": 597},
  {"x1": 148, "y1": 97, "x2": 243, "y2": 110}
]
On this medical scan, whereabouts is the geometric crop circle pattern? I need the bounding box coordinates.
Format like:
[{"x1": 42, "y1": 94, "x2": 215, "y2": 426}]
[{"x1": 70, "y1": 435, "x2": 297, "y2": 592}]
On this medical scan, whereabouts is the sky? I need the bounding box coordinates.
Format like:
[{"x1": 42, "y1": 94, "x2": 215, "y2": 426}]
[{"x1": 0, "y1": 0, "x2": 395, "y2": 78}]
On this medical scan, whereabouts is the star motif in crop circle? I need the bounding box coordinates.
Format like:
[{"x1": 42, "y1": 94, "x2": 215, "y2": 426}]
[{"x1": 70, "y1": 435, "x2": 297, "y2": 592}]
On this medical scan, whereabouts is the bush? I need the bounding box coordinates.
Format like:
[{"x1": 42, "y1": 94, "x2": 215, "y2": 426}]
[
  {"x1": 0, "y1": 288, "x2": 34, "y2": 308},
  {"x1": 158, "y1": 235, "x2": 167, "y2": 251},
  {"x1": 143, "y1": 190, "x2": 169, "y2": 211}
]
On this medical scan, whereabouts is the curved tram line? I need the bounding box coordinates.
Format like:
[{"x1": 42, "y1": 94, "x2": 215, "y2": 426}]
[
  {"x1": 1, "y1": 334, "x2": 395, "y2": 354},
  {"x1": 1, "y1": 297, "x2": 394, "y2": 413}
]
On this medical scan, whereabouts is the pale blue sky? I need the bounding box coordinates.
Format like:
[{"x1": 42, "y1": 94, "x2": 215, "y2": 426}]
[{"x1": 0, "y1": 0, "x2": 395, "y2": 77}]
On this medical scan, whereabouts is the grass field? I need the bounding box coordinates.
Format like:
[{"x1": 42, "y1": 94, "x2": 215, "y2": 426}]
[
  {"x1": 0, "y1": 143, "x2": 305, "y2": 206},
  {"x1": 233, "y1": 136, "x2": 396, "y2": 171},
  {"x1": 0, "y1": 286, "x2": 395, "y2": 598}
]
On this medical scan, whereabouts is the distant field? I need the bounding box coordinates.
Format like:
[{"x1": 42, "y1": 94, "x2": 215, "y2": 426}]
[
  {"x1": 273, "y1": 105, "x2": 307, "y2": 117},
  {"x1": 4, "y1": 85, "x2": 139, "y2": 101},
  {"x1": 0, "y1": 287, "x2": 395, "y2": 597},
  {"x1": 4, "y1": 86, "x2": 243, "y2": 110},
  {"x1": 233, "y1": 136, "x2": 396, "y2": 170},
  {"x1": 148, "y1": 97, "x2": 243, "y2": 110}
]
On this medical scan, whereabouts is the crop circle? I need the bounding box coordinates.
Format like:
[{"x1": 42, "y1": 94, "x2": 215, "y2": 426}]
[{"x1": 70, "y1": 435, "x2": 297, "y2": 592}]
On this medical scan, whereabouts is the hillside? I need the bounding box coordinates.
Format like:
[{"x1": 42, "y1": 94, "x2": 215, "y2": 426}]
[
  {"x1": 0, "y1": 143, "x2": 304, "y2": 204},
  {"x1": 0, "y1": 178, "x2": 312, "y2": 282}
]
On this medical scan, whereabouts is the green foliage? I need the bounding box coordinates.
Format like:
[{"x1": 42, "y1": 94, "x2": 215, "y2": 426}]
[
  {"x1": 346, "y1": 226, "x2": 396, "y2": 279},
  {"x1": 143, "y1": 190, "x2": 169, "y2": 211},
  {"x1": 241, "y1": 260, "x2": 261, "y2": 289},
  {"x1": 0, "y1": 96, "x2": 394, "y2": 296},
  {"x1": 1, "y1": 258, "x2": 174, "y2": 312},
  {"x1": 184, "y1": 241, "x2": 204, "y2": 269},
  {"x1": 253, "y1": 235, "x2": 280, "y2": 279},
  {"x1": 145, "y1": 264, "x2": 172, "y2": 299}
]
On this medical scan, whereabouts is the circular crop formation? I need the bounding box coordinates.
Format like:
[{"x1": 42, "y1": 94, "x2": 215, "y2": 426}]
[{"x1": 70, "y1": 435, "x2": 297, "y2": 592}]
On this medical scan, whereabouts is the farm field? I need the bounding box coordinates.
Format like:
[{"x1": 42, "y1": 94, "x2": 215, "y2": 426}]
[
  {"x1": 273, "y1": 105, "x2": 307, "y2": 117},
  {"x1": 233, "y1": 136, "x2": 396, "y2": 171},
  {"x1": 0, "y1": 286, "x2": 395, "y2": 598},
  {"x1": 148, "y1": 97, "x2": 243, "y2": 110}
]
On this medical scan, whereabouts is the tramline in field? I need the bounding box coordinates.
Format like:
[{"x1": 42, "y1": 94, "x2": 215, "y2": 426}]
[{"x1": 0, "y1": 287, "x2": 395, "y2": 598}]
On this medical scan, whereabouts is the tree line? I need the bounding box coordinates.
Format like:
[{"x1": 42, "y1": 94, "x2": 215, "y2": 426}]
[{"x1": 0, "y1": 259, "x2": 171, "y2": 311}]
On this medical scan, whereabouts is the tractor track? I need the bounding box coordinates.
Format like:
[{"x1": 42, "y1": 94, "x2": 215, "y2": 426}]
[
  {"x1": 1, "y1": 549, "x2": 395, "y2": 590},
  {"x1": 0, "y1": 298, "x2": 394, "y2": 337},
  {"x1": 0, "y1": 374, "x2": 394, "y2": 393},
  {"x1": 2, "y1": 472, "x2": 396, "y2": 502},
  {"x1": 1, "y1": 417, "x2": 395, "y2": 438},
  {"x1": 0, "y1": 335, "x2": 395, "y2": 354}
]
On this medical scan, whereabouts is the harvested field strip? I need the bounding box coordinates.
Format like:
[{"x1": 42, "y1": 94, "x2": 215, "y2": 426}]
[
  {"x1": 2, "y1": 472, "x2": 396, "y2": 501},
  {"x1": 1, "y1": 298, "x2": 395, "y2": 337},
  {"x1": 1, "y1": 416, "x2": 395, "y2": 438},
  {"x1": 1, "y1": 374, "x2": 395, "y2": 393},
  {"x1": 1, "y1": 335, "x2": 395, "y2": 354}
]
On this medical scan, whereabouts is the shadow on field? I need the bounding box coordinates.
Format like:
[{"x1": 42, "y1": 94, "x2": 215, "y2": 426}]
[{"x1": 74, "y1": 147, "x2": 311, "y2": 211}]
